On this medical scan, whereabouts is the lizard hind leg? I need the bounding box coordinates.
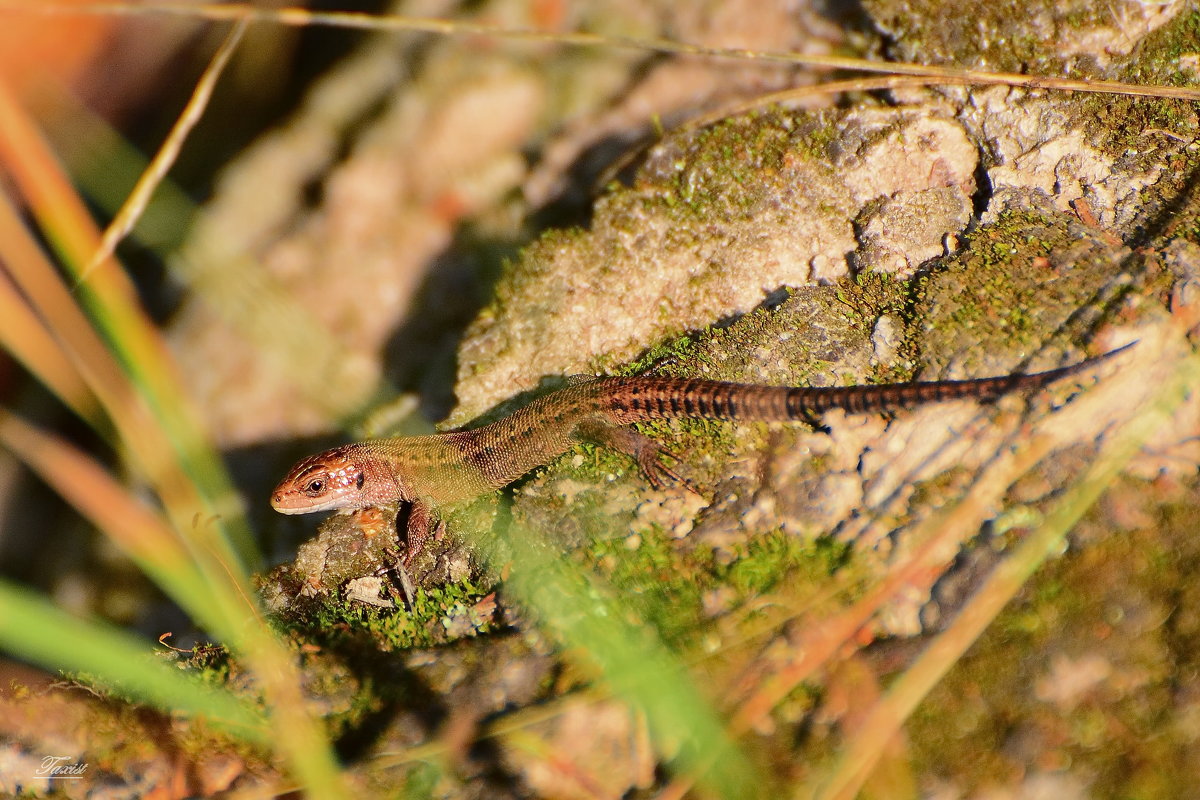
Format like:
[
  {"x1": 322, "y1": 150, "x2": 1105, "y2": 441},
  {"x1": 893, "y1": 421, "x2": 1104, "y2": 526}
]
[{"x1": 574, "y1": 418, "x2": 688, "y2": 490}]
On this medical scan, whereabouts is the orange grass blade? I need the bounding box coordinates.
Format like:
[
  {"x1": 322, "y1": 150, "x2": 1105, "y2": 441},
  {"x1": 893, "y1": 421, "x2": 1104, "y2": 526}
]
[
  {"x1": 0, "y1": 410, "x2": 215, "y2": 620},
  {"x1": 0, "y1": 74, "x2": 257, "y2": 567},
  {"x1": 0, "y1": 186, "x2": 217, "y2": 552},
  {"x1": 0, "y1": 268, "x2": 98, "y2": 425},
  {"x1": 0, "y1": 201, "x2": 352, "y2": 800}
]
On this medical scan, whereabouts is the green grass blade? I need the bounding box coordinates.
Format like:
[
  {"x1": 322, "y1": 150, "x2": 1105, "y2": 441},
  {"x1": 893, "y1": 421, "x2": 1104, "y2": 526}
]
[
  {"x1": 495, "y1": 521, "x2": 760, "y2": 800},
  {"x1": 0, "y1": 579, "x2": 268, "y2": 741},
  {"x1": 0, "y1": 407, "x2": 351, "y2": 797}
]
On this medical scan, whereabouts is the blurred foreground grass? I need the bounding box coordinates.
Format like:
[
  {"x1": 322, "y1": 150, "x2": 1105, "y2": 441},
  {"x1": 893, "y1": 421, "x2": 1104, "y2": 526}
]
[{"x1": 0, "y1": 3, "x2": 1195, "y2": 799}]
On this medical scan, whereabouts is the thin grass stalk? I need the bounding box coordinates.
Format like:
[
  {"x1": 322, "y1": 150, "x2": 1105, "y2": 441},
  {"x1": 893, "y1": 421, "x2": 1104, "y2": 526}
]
[
  {"x1": 727, "y1": 436, "x2": 1059, "y2": 736},
  {"x1": 82, "y1": 18, "x2": 248, "y2": 281},
  {"x1": 9, "y1": 2, "x2": 1199, "y2": 101},
  {"x1": 46, "y1": 88, "x2": 385, "y2": 427},
  {"x1": 492, "y1": 518, "x2": 760, "y2": 800},
  {"x1": 0, "y1": 187, "x2": 237, "y2": 581}
]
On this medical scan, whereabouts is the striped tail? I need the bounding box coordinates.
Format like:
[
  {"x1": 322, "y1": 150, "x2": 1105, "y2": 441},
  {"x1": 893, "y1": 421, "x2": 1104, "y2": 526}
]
[
  {"x1": 604, "y1": 342, "x2": 1132, "y2": 423},
  {"x1": 791, "y1": 342, "x2": 1128, "y2": 415}
]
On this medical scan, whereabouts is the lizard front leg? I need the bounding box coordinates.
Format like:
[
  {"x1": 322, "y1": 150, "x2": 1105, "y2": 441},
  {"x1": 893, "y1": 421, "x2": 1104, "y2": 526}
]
[
  {"x1": 386, "y1": 498, "x2": 443, "y2": 602},
  {"x1": 400, "y1": 498, "x2": 444, "y2": 566}
]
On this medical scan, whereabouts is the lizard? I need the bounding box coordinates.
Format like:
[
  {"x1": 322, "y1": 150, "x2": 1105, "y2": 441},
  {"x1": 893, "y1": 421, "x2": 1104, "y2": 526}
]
[{"x1": 271, "y1": 341, "x2": 1133, "y2": 568}]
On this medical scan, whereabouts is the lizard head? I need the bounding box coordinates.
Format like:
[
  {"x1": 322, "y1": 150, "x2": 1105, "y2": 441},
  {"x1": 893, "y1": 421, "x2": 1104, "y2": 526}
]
[{"x1": 271, "y1": 444, "x2": 390, "y2": 515}]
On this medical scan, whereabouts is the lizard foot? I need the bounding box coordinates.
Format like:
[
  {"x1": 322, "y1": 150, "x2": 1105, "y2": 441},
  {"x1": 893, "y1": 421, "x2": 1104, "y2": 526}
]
[
  {"x1": 636, "y1": 443, "x2": 685, "y2": 490},
  {"x1": 575, "y1": 418, "x2": 696, "y2": 492}
]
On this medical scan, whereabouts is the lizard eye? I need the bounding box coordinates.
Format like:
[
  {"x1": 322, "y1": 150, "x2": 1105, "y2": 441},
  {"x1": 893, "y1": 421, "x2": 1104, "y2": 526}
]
[{"x1": 303, "y1": 478, "x2": 327, "y2": 496}]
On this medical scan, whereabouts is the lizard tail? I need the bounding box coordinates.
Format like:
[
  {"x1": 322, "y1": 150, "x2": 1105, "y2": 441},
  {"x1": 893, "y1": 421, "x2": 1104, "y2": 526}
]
[
  {"x1": 795, "y1": 341, "x2": 1133, "y2": 416},
  {"x1": 606, "y1": 342, "x2": 1132, "y2": 423}
]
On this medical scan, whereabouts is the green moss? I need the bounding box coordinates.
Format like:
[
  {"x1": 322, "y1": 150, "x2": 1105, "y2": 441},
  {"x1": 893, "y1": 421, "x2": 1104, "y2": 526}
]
[
  {"x1": 585, "y1": 526, "x2": 707, "y2": 644},
  {"x1": 548, "y1": 437, "x2": 650, "y2": 487},
  {"x1": 792, "y1": 111, "x2": 843, "y2": 161},
  {"x1": 718, "y1": 530, "x2": 851, "y2": 597},
  {"x1": 1116, "y1": 6, "x2": 1200, "y2": 87},
  {"x1": 1073, "y1": 9, "x2": 1200, "y2": 165},
  {"x1": 486, "y1": 226, "x2": 589, "y2": 320},
  {"x1": 584, "y1": 521, "x2": 852, "y2": 649},
  {"x1": 612, "y1": 333, "x2": 700, "y2": 376},
  {"x1": 866, "y1": 0, "x2": 1132, "y2": 75},
  {"x1": 400, "y1": 762, "x2": 442, "y2": 799},
  {"x1": 912, "y1": 205, "x2": 1128, "y2": 370},
  {"x1": 283, "y1": 573, "x2": 497, "y2": 654},
  {"x1": 666, "y1": 111, "x2": 794, "y2": 214},
  {"x1": 834, "y1": 271, "x2": 922, "y2": 381}
]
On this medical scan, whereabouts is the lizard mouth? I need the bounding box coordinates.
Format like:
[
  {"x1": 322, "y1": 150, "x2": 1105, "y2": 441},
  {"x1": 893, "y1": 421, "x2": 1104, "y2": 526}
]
[
  {"x1": 270, "y1": 491, "x2": 307, "y2": 514},
  {"x1": 270, "y1": 490, "x2": 347, "y2": 515}
]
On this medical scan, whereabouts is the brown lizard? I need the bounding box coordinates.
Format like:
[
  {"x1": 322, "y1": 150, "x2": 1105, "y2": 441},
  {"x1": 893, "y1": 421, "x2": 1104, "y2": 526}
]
[{"x1": 272, "y1": 342, "x2": 1132, "y2": 564}]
